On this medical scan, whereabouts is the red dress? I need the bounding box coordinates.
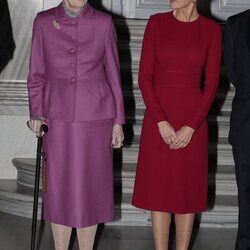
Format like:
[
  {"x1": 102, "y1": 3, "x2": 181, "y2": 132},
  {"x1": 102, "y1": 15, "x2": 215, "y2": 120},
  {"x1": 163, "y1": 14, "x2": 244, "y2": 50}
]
[{"x1": 132, "y1": 12, "x2": 221, "y2": 213}]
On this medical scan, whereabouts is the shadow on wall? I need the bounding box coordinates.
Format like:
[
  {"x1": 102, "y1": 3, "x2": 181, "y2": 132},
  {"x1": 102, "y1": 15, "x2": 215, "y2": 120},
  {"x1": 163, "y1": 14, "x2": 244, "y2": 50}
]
[
  {"x1": 0, "y1": 0, "x2": 15, "y2": 73},
  {"x1": 90, "y1": 0, "x2": 135, "y2": 196},
  {"x1": 89, "y1": 0, "x2": 135, "y2": 145},
  {"x1": 197, "y1": 0, "x2": 224, "y2": 22},
  {"x1": 197, "y1": 0, "x2": 213, "y2": 18},
  {"x1": 196, "y1": 0, "x2": 231, "y2": 240}
]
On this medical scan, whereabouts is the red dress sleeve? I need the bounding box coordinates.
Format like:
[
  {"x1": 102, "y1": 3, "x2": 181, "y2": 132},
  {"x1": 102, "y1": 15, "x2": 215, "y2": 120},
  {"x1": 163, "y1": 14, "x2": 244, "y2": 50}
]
[
  {"x1": 138, "y1": 16, "x2": 167, "y2": 123},
  {"x1": 185, "y1": 23, "x2": 222, "y2": 130}
]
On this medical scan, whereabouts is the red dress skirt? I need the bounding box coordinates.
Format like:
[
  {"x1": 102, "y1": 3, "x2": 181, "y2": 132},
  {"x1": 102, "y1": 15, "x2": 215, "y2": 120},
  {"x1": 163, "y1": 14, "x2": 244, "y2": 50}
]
[{"x1": 132, "y1": 87, "x2": 208, "y2": 213}]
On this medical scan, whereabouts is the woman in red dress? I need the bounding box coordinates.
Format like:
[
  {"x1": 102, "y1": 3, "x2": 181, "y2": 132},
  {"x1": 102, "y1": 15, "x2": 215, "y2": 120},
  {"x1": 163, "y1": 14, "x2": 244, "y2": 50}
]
[{"x1": 132, "y1": 0, "x2": 221, "y2": 249}]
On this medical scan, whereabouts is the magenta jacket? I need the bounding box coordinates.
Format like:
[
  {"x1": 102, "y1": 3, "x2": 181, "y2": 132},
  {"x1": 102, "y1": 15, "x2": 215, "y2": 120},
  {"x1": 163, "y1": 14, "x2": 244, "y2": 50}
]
[{"x1": 27, "y1": 2, "x2": 125, "y2": 124}]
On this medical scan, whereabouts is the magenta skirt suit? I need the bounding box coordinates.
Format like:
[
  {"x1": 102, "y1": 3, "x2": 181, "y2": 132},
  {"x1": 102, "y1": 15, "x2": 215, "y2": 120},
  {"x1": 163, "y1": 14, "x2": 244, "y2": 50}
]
[
  {"x1": 27, "y1": 2, "x2": 125, "y2": 227},
  {"x1": 132, "y1": 12, "x2": 221, "y2": 213}
]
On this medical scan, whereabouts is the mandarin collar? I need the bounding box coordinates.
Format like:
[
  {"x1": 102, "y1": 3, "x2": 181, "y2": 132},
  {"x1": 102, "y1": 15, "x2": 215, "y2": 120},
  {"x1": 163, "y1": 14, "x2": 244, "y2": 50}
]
[{"x1": 55, "y1": 2, "x2": 94, "y2": 20}]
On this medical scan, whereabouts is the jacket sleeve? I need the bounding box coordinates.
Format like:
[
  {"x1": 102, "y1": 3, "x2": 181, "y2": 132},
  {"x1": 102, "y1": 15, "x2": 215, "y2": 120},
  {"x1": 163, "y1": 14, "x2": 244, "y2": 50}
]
[
  {"x1": 27, "y1": 14, "x2": 46, "y2": 119},
  {"x1": 185, "y1": 23, "x2": 222, "y2": 130},
  {"x1": 224, "y1": 18, "x2": 237, "y2": 87},
  {"x1": 138, "y1": 16, "x2": 167, "y2": 123},
  {"x1": 104, "y1": 16, "x2": 125, "y2": 125}
]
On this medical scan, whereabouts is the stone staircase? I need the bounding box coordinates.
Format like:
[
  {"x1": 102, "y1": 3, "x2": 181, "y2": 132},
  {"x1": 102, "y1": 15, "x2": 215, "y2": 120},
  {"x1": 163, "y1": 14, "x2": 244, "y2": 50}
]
[{"x1": 0, "y1": 19, "x2": 238, "y2": 227}]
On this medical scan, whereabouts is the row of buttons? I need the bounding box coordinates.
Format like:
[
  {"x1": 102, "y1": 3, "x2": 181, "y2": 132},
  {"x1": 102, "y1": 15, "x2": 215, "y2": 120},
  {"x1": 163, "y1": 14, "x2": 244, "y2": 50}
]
[
  {"x1": 65, "y1": 21, "x2": 77, "y2": 84},
  {"x1": 69, "y1": 48, "x2": 76, "y2": 80},
  {"x1": 69, "y1": 19, "x2": 76, "y2": 82},
  {"x1": 59, "y1": 19, "x2": 78, "y2": 84}
]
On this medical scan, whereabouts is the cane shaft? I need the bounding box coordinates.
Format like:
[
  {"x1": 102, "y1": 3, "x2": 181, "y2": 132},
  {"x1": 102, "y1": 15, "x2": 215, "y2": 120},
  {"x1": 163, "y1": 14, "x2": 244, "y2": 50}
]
[{"x1": 31, "y1": 136, "x2": 43, "y2": 250}]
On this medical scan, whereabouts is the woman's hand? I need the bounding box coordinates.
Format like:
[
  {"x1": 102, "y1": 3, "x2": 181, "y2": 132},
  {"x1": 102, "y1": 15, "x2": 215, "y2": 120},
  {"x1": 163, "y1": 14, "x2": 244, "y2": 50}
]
[
  {"x1": 112, "y1": 124, "x2": 124, "y2": 148},
  {"x1": 169, "y1": 126, "x2": 195, "y2": 150},
  {"x1": 157, "y1": 121, "x2": 176, "y2": 145},
  {"x1": 28, "y1": 119, "x2": 44, "y2": 137}
]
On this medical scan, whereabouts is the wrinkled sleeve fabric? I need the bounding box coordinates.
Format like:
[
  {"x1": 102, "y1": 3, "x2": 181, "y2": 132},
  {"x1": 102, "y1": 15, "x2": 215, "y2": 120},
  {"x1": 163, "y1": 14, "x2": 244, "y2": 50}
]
[
  {"x1": 224, "y1": 18, "x2": 237, "y2": 87},
  {"x1": 138, "y1": 16, "x2": 167, "y2": 123},
  {"x1": 27, "y1": 14, "x2": 46, "y2": 119},
  {"x1": 104, "y1": 16, "x2": 125, "y2": 125},
  {"x1": 186, "y1": 23, "x2": 222, "y2": 130}
]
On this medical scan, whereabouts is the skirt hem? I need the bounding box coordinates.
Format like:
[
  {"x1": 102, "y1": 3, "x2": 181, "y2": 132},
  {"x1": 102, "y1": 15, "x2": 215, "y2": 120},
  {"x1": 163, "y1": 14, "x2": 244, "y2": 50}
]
[
  {"x1": 44, "y1": 215, "x2": 114, "y2": 228},
  {"x1": 131, "y1": 202, "x2": 207, "y2": 214}
]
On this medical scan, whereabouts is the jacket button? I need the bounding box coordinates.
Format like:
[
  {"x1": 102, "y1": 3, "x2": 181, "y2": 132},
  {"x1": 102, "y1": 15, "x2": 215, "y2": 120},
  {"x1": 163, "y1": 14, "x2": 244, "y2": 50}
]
[
  {"x1": 71, "y1": 77, "x2": 76, "y2": 83},
  {"x1": 70, "y1": 62, "x2": 75, "y2": 68},
  {"x1": 71, "y1": 20, "x2": 77, "y2": 25},
  {"x1": 69, "y1": 35, "x2": 75, "y2": 40},
  {"x1": 69, "y1": 48, "x2": 75, "y2": 54}
]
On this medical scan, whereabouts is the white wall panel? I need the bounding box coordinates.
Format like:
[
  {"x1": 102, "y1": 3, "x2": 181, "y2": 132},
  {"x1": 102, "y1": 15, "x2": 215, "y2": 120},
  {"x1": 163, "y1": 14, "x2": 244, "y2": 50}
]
[
  {"x1": 43, "y1": 0, "x2": 250, "y2": 19},
  {"x1": 122, "y1": 0, "x2": 250, "y2": 20},
  {"x1": 219, "y1": 0, "x2": 250, "y2": 11},
  {"x1": 44, "y1": 0, "x2": 60, "y2": 10}
]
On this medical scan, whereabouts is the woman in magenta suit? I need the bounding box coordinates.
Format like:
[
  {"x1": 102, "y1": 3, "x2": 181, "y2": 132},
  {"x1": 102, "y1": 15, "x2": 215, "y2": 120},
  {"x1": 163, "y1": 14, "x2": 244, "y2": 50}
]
[
  {"x1": 27, "y1": 0, "x2": 125, "y2": 249},
  {"x1": 132, "y1": 0, "x2": 221, "y2": 249}
]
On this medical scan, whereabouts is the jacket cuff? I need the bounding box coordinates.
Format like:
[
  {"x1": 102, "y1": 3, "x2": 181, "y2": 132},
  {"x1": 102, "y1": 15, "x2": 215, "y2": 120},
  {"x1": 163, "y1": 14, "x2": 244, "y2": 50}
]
[
  {"x1": 30, "y1": 116, "x2": 45, "y2": 121},
  {"x1": 113, "y1": 117, "x2": 126, "y2": 125}
]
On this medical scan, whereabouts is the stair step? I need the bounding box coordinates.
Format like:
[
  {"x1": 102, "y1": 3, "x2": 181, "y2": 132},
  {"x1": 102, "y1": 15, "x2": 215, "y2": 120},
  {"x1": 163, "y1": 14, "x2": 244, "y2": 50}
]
[
  {"x1": 123, "y1": 87, "x2": 234, "y2": 115},
  {"x1": 124, "y1": 129, "x2": 230, "y2": 145},
  {"x1": 125, "y1": 112, "x2": 232, "y2": 126},
  {"x1": 13, "y1": 158, "x2": 236, "y2": 191},
  {"x1": 110, "y1": 193, "x2": 238, "y2": 228},
  {"x1": 125, "y1": 139, "x2": 232, "y2": 149},
  {"x1": 123, "y1": 116, "x2": 231, "y2": 142},
  {"x1": 115, "y1": 19, "x2": 147, "y2": 42},
  {"x1": 0, "y1": 180, "x2": 238, "y2": 227},
  {"x1": 122, "y1": 141, "x2": 234, "y2": 165},
  {"x1": 114, "y1": 173, "x2": 237, "y2": 196},
  {"x1": 0, "y1": 180, "x2": 42, "y2": 218},
  {"x1": 121, "y1": 162, "x2": 235, "y2": 174}
]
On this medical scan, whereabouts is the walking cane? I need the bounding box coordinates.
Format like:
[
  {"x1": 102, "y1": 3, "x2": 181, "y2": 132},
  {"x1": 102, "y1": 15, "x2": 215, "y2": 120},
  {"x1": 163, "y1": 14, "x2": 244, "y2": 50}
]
[{"x1": 29, "y1": 123, "x2": 48, "y2": 250}]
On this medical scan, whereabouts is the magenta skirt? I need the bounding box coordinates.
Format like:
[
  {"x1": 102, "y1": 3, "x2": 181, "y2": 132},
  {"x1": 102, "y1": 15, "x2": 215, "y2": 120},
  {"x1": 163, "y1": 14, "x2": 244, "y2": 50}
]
[{"x1": 42, "y1": 119, "x2": 114, "y2": 228}]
